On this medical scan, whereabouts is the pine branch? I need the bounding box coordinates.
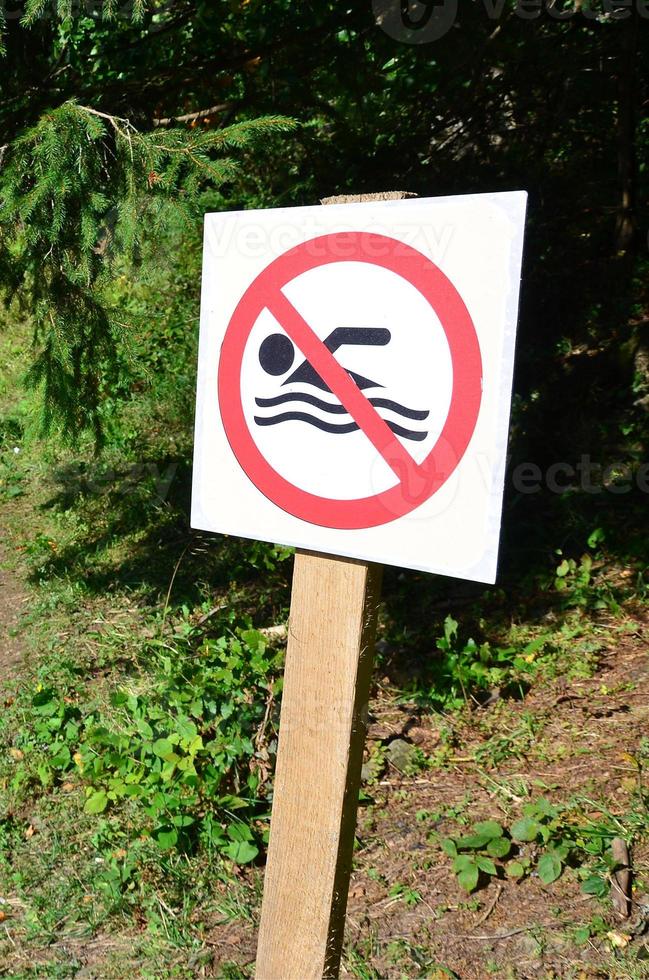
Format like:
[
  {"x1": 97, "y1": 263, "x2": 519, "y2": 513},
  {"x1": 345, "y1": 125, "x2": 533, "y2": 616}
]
[
  {"x1": 0, "y1": 100, "x2": 298, "y2": 448},
  {"x1": 21, "y1": 0, "x2": 145, "y2": 27}
]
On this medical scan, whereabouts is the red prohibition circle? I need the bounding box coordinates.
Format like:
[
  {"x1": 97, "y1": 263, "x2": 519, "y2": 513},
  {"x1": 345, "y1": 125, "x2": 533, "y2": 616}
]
[{"x1": 218, "y1": 232, "x2": 482, "y2": 530}]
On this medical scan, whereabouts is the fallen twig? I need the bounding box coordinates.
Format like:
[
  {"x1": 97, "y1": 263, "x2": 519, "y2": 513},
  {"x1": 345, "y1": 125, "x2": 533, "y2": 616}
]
[
  {"x1": 472, "y1": 885, "x2": 502, "y2": 929},
  {"x1": 611, "y1": 838, "x2": 632, "y2": 918},
  {"x1": 454, "y1": 918, "x2": 577, "y2": 941}
]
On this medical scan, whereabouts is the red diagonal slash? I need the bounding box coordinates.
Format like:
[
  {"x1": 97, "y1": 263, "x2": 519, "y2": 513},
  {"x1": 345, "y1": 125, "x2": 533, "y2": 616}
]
[{"x1": 266, "y1": 289, "x2": 420, "y2": 485}]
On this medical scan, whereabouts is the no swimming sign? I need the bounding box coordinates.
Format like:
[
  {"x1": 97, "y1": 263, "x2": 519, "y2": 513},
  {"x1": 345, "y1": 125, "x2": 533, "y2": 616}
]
[{"x1": 192, "y1": 193, "x2": 526, "y2": 582}]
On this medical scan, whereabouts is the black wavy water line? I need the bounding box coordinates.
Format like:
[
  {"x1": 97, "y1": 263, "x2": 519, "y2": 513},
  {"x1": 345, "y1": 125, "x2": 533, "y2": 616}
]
[
  {"x1": 255, "y1": 392, "x2": 429, "y2": 421},
  {"x1": 253, "y1": 412, "x2": 428, "y2": 441}
]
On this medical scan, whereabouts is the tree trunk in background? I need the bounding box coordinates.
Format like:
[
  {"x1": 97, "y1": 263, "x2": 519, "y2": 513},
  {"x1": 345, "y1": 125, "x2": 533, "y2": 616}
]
[{"x1": 614, "y1": 8, "x2": 638, "y2": 253}]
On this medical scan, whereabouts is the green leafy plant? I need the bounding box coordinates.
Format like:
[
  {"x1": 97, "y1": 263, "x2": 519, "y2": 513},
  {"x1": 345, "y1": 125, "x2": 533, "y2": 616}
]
[
  {"x1": 509, "y1": 797, "x2": 604, "y2": 887},
  {"x1": 553, "y1": 550, "x2": 621, "y2": 613},
  {"x1": 441, "y1": 820, "x2": 509, "y2": 892},
  {"x1": 3, "y1": 612, "x2": 284, "y2": 866},
  {"x1": 81, "y1": 619, "x2": 281, "y2": 858},
  {"x1": 440, "y1": 798, "x2": 645, "y2": 895},
  {"x1": 570, "y1": 915, "x2": 608, "y2": 945},
  {"x1": 388, "y1": 882, "x2": 422, "y2": 907},
  {"x1": 362, "y1": 743, "x2": 387, "y2": 785},
  {"x1": 555, "y1": 554, "x2": 594, "y2": 600},
  {"x1": 414, "y1": 615, "x2": 543, "y2": 710}
]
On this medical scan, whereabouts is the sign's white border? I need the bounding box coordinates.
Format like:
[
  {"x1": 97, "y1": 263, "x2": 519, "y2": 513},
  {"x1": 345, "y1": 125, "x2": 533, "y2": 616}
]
[{"x1": 192, "y1": 192, "x2": 527, "y2": 583}]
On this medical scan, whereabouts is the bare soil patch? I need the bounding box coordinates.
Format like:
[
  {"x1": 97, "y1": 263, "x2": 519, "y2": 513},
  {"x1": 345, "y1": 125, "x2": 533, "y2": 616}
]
[{"x1": 0, "y1": 536, "x2": 28, "y2": 680}]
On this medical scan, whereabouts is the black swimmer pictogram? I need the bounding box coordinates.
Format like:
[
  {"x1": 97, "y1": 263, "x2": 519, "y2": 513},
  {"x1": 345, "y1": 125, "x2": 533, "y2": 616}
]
[{"x1": 254, "y1": 328, "x2": 430, "y2": 441}]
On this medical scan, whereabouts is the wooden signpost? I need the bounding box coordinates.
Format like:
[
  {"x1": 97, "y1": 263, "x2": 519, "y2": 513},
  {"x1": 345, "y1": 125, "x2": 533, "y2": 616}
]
[
  {"x1": 192, "y1": 189, "x2": 527, "y2": 978},
  {"x1": 255, "y1": 192, "x2": 404, "y2": 979},
  {"x1": 256, "y1": 552, "x2": 382, "y2": 978}
]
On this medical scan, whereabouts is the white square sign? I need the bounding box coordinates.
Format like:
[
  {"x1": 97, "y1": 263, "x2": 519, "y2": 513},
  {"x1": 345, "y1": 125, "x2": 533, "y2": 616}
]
[{"x1": 192, "y1": 193, "x2": 526, "y2": 583}]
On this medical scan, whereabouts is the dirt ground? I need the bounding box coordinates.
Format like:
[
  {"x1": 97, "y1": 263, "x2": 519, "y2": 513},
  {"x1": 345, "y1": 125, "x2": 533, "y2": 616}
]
[
  {"x1": 338, "y1": 620, "x2": 649, "y2": 978},
  {"x1": 0, "y1": 536, "x2": 28, "y2": 679},
  {"x1": 202, "y1": 612, "x2": 649, "y2": 978}
]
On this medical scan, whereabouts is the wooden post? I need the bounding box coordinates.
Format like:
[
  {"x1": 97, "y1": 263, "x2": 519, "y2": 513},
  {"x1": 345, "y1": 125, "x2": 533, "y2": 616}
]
[
  {"x1": 255, "y1": 552, "x2": 382, "y2": 979},
  {"x1": 255, "y1": 192, "x2": 413, "y2": 979}
]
